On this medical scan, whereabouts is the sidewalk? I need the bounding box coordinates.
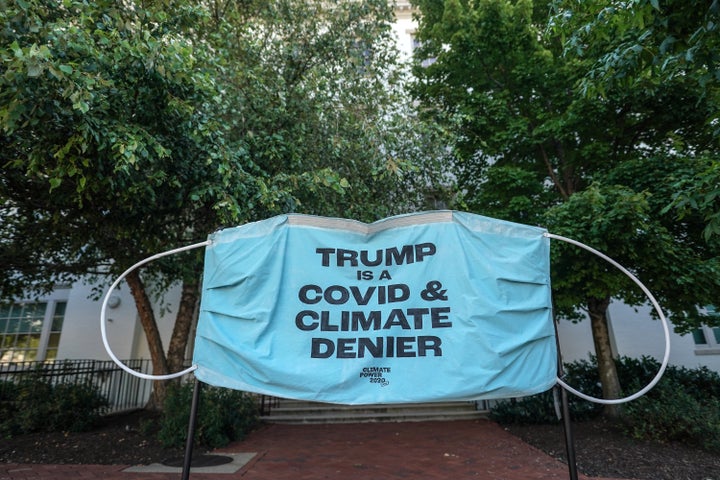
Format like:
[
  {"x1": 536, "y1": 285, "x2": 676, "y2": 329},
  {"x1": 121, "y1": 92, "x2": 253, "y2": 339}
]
[{"x1": 0, "y1": 419, "x2": 633, "y2": 480}]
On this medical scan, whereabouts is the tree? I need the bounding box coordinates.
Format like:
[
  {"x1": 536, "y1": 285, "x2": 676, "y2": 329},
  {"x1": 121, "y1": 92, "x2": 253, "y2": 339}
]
[
  {"x1": 1, "y1": 0, "x2": 450, "y2": 407},
  {"x1": 554, "y1": 0, "x2": 720, "y2": 95},
  {"x1": 410, "y1": 0, "x2": 720, "y2": 416},
  {"x1": 195, "y1": 0, "x2": 455, "y2": 221},
  {"x1": 0, "y1": 0, "x2": 247, "y2": 406},
  {"x1": 551, "y1": 0, "x2": 720, "y2": 240}
]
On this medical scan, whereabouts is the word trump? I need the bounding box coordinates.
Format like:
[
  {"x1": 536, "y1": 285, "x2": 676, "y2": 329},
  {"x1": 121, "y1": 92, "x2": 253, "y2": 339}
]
[{"x1": 315, "y1": 243, "x2": 437, "y2": 267}]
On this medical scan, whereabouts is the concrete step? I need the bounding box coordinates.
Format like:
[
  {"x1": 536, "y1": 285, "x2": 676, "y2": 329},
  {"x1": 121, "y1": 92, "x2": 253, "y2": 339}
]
[{"x1": 260, "y1": 399, "x2": 489, "y2": 424}]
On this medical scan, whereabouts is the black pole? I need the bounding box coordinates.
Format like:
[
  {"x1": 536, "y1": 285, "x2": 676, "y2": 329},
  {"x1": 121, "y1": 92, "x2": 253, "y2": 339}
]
[
  {"x1": 181, "y1": 379, "x2": 202, "y2": 480},
  {"x1": 558, "y1": 384, "x2": 579, "y2": 480},
  {"x1": 553, "y1": 318, "x2": 579, "y2": 480}
]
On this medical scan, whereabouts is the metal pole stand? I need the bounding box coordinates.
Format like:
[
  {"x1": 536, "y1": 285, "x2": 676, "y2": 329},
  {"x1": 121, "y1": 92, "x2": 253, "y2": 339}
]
[
  {"x1": 554, "y1": 318, "x2": 579, "y2": 480},
  {"x1": 181, "y1": 379, "x2": 202, "y2": 480},
  {"x1": 557, "y1": 383, "x2": 579, "y2": 480}
]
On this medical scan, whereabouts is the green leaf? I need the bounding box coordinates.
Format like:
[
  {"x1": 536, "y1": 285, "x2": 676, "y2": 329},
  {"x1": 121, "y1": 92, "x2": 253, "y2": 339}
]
[
  {"x1": 11, "y1": 41, "x2": 23, "y2": 58},
  {"x1": 72, "y1": 100, "x2": 90, "y2": 113},
  {"x1": 27, "y1": 63, "x2": 43, "y2": 77},
  {"x1": 49, "y1": 178, "x2": 62, "y2": 190}
]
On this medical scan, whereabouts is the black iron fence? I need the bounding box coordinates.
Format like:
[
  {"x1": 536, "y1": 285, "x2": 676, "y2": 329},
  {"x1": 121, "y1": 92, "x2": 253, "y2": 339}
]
[{"x1": 0, "y1": 359, "x2": 154, "y2": 414}]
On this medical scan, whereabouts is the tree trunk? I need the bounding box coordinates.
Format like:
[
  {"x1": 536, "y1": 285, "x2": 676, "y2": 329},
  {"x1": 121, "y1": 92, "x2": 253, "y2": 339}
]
[
  {"x1": 125, "y1": 269, "x2": 169, "y2": 411},
  {"x1": 587, "y1": 296, "x2": 622, "y2": 418},
  {"x1": 166, "y1": 279, "x2": 200, "y2": 373}
]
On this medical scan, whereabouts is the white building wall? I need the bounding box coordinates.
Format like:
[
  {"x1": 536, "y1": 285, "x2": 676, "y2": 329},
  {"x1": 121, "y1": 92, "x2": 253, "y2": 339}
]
[
  {"x1": 390, "y1": 1, "x2": 417, "y2": 60},
  {"x1": 56, "y1": 278, "x2": 182, "y2": 362},
  {"x1": 57, "y1": 281, "x2": 134, "y2": 360},
  {"x1": 557, "y1": 301, "x2": 720, "y2": 372}
]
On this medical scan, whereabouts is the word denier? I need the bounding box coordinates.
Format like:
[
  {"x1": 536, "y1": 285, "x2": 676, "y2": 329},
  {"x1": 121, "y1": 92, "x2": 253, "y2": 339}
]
[{"x1": 193, "y1": 211, "x2": 557, "y2": 405}]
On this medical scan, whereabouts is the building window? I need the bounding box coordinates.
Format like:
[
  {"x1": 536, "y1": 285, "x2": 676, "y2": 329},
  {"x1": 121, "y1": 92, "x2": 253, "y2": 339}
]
[
  {"x1": 0, "y1": 301, "x2": 66, "y2": 363},
  {"x1": 410, "y1": 34, "x2": 437, "y2": 68},
  {"x1": 693, "y1": 306, "x2": 720, "y2": 355}
]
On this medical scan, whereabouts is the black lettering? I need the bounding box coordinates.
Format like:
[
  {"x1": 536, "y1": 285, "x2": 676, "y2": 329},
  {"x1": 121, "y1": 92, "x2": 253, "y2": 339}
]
[
  {"x1": 352, "y1": 311, "x2": 382, "y2": 331},
  {"x1": 418, "y1": 336, "x2": 442, "y2": 356},
  {"x1": 310, "y1": 336, "x2": 440, "y2": 359},
  {"x1": 396, "y1": 336, "x2": 416, "y2": 357},
  {"x1": 340, "y1": 311, "x2": 350, "y2": 331},
  {"x1": 337, "y1": 338, "x2": 357, "y2": 358},
  {"x1": 386, "y1": 245, "x2": 414, "y2": 265},
  {"x1": 337, "y1": 249, "x2": 358, "y2": 267},
  {"x1": 431, "y1": 307, "x2": 452, "y2": 328},
  {"x1": 360, "y1": 249, "x2": 383, "y2": 266},
  {"x1": 378, "y1": 285, "x2": 386, "y2": 303},
  {"x1": 388, "y1": 284, "x2": 410, "y2": 302},
  {"x1": 357, "y1": 337, "x2": 383, "y2": 358},
  {"x1": 349, "y1": 285, "x2": 375, "y2": 305},
  {"x1": 324, "y1": 285, "x2": 349, "y2": 305},
  {"x1": 298, "y1": 284, "x2": 322, "y2": 304},
  {"x1": 415, "y1": 243, "x2": 436, "y2": 262},
  {"x1": 316, "y1": 248, "x2": 334, "y2": 267},
  {"x1": 406, "y1": 308, "x2": 430, "y2": 328},
  {"x1": 319, "y1": 311, "x2": 338, "y2": 331},
  {"x1": 311, "y1": 338, "x2": 334, "y2": 358},
  {"x1": 383, "y1": 309, "x2": 411, "y2": 329},
  {"x1": 316, "y1": 244, "x2": 436, "y2": 268},
  {"x1": 296, "y1": 311, "x2": 319, "y2": 331},
  {"x1": 358, "y1": 270, "x2": 373, "y2": 280}
]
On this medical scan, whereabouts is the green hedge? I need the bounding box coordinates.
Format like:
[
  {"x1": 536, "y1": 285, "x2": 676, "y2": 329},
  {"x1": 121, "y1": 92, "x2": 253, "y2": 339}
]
[
  {"x1": 157, "y1": 382, "x2": 259, "y2": 449},
  {"x1": 0, "y1": 375, "x2": 108, "y2": 437},
  {"x1": 620, "y1": 358, "x2": 720, "y2": 451},
  {"x1": 490, "y1": 356, "x2": 720, "y2": 451},
  {"x1": 489, "y1": 357, "x2": 603, "y2": 424}
]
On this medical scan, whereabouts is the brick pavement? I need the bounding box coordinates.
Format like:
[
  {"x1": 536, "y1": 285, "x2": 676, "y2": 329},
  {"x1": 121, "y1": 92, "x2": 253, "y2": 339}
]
[{"x1": 1, "y1": 419, "x2": 633, "y2": 480}]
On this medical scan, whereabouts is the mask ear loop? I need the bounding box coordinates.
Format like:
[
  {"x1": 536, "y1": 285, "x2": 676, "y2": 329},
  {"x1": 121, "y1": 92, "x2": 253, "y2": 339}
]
[
  {"x1": 545, "y1": 232, "x2": 671, "y2": 404},
  {"x1": 100, "y1": 240, "x2": 210, "y2": 380}
]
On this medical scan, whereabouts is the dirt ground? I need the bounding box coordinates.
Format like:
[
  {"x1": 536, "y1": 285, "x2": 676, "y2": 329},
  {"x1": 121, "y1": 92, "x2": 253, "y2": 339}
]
[
  {"x1": 1, "y1": 410, "x2": 719, "y2": 480},
  {"x1": 505, "y1": 419, "x2": 720, "y2": 480}
]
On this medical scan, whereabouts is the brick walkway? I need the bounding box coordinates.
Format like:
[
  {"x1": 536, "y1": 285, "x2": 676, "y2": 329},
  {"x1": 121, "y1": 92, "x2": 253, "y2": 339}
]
[{"x1": 0, "y1": 419, "x2": 632, "y2": 480}]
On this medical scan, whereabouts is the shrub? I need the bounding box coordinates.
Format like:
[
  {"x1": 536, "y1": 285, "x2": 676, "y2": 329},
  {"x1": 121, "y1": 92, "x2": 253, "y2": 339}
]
[
  {"x1": 49, "y1": 382, "x2": 110, "y2": 431},
  {"x1": 622, "y1": 384, "x2": 720, "y2": 451},
  {"x1": 489, "y1": 358, "x2": 602, "y2": 424},
  {"x1": 620, "y1": 359, "x2": 720, "y2": 451},
  {"x1": 490, "y1": 356, "x2": 720, "y2": 452},
  {"x1": 489, "y1": 391, "x2": 559, "y2": 424},
  {"x1": 0, "y1": 374, "x2": 108, "y2": 436},
  {"x1": 158, "y1": 382, "x2": 259, "y2": 449},
  {"x1": 0, "y1": 380, "x2": 18, "y2": 438}
]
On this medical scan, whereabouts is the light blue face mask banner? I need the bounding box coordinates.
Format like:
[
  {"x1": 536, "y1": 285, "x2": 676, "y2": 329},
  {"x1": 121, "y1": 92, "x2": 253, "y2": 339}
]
[{"x1": 193, "y1": 211, "x2": 557, "y2": 404}]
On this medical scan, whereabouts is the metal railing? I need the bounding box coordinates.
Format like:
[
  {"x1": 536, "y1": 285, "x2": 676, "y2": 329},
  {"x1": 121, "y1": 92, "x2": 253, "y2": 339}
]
[
  {"x1": 257, "y1": 395, "x2": 493, "y2": 418},
  {"x1": 0, "y1": 360, "x2": 497, "y2": 418},
  {"x1": 259, "y1": 395, "x2": 280, "y2": 416},
  {"x1": 0, "y1": 358, "x2": 154, "y2": 414}
]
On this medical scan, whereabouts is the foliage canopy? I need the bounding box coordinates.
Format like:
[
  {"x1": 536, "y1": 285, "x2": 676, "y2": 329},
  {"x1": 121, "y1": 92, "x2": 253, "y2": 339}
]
[
  {"x1": 411, "y1": 0, "x2": 720, "y2": 331},
  {"x1": 0, "y1": 0, "x2": 452, "y2": 403},
  {"x1": 411, "y1": 0, "x2": 720, "y2": 414}
]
